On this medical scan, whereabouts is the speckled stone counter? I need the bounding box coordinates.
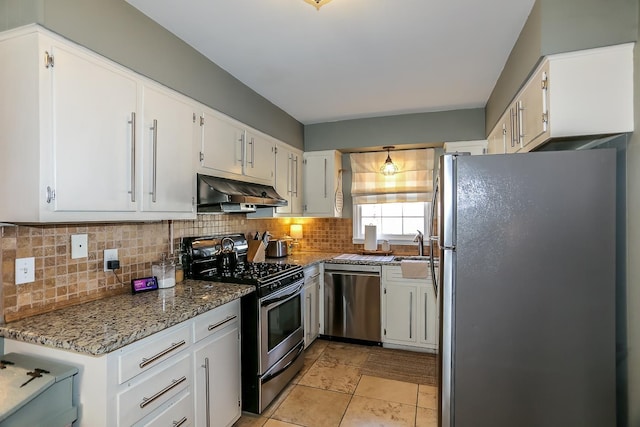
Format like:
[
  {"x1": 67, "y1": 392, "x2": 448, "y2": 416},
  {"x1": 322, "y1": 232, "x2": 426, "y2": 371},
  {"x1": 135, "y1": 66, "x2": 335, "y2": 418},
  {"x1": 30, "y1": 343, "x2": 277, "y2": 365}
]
[{"x1": 0, "y1": 280, "x2": 254, "y2": 356}]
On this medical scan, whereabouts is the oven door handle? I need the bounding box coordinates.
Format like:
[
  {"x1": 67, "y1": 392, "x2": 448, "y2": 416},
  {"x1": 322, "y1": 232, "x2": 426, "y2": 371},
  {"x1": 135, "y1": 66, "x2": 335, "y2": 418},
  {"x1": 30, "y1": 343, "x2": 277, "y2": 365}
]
[
  {"x1": 262, "y1": 341, "x2": 305, "y2": 384},
  {"x1": 261, "y1": 282, "x2": 304, "y2": 308}
]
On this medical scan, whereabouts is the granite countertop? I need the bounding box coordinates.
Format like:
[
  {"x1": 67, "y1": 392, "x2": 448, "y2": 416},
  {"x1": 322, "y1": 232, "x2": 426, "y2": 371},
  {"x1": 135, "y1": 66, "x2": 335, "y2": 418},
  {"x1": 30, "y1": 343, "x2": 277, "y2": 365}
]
[{"x1": 0, "y1": 280, "x2": 254, "y2": 357}]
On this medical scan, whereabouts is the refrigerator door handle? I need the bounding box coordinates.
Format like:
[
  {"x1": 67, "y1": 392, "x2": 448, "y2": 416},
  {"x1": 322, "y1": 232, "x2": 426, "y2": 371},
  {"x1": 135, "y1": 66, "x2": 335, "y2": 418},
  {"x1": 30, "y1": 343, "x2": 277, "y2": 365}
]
[{"x1": 428, "y1": 175, "x2": 439, "y2": 296}]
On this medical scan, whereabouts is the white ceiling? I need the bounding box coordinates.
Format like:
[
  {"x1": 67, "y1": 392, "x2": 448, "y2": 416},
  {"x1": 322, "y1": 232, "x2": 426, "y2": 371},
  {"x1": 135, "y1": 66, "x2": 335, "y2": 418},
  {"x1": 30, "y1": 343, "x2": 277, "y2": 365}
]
[{"x1": 127, "y1": 0, "x2": 535, "y2": 125}]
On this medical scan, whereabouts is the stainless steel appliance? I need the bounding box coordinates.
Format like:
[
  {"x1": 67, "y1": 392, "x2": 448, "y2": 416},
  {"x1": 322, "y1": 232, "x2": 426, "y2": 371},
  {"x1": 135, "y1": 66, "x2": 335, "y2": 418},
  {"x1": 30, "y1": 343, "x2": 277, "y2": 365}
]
[
  {"x1": 434, "y1": 150, "x2": 616, "y2": 427},
  {"x1": 0, "y1": 352, "x2": 78, "y2": 426},
  {"x1": 182, "y1": 234, "x2": 305, "y2": 414},
  {"x1": 323, "y1": 263, "x2": 381, "y2": 343},
  {"x1": 266, "y1": 239, "x2": 288, "y2": 258},
  {"x1": 197, "y1": 174, "x2": 287, "y2": 213}
]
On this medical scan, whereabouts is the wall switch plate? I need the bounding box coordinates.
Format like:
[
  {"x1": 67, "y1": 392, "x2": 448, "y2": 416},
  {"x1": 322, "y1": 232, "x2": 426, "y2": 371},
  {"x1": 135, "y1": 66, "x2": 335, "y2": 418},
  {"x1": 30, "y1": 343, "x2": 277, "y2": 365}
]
[
  {"x1": 71, "y1": 234, "x2": 88, "y2": 259},
  {"x1": 104, "y1": 249, "x2": 118, "y2": 271},
  {"x1": 15, "y1": 257, "x2": 35, "y2": 285}
]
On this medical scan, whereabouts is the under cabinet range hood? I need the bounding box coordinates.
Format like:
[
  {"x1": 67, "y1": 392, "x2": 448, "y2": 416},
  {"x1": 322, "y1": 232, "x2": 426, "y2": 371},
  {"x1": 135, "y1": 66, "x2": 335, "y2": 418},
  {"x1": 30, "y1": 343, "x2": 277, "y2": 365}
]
[{"x1": 197, "y1": 174, "x2": 287, "y2": 213}]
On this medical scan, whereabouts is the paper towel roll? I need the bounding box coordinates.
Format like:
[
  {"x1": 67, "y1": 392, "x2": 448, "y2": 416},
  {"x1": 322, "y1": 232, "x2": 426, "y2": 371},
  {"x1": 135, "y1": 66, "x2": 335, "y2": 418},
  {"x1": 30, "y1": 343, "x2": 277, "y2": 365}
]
[{"x1": 364, "y1": 225, "x2": 377, "y2": 251}]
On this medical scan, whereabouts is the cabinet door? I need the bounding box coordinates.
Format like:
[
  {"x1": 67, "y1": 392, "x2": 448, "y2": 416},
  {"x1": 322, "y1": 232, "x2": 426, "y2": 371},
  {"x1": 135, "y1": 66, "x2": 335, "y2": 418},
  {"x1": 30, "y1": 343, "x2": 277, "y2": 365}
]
[
  {"x1": 244, "y1": 131, "x2": 274, "y2": 182},
  {"x1": 384, "y1": 284, "x2": 418, "y2": 344},
  {"x1": 193, "y1": 325, "x2": 241, "y2": 427},
  {"x1": 518, "y1": 63, "x2": 549, "y2": 151},
  {"x1": 51, "y1": 41, "x2": 138, "y2": 212},
  {"x1": 303, "y1": 154, "x2": 331, "y2": 215},
  {"x1": 275, "y1": 145, "x2": 303, "y2": 215},
  {"x1": 141, "y1": 85, "x2": 195, "y2": 213},
  {"x1": 487, "y1": 122, "x2": 506, "y2": 155},
  {"x1": 200, "y1": 110, "x2": 244, "y2": 176},
  {"x1": 304, "y1": 272, "x2": 320, "y2": 347},
  {"x1": 418, "y1": 286, "x2": 438, "y2": 348}
]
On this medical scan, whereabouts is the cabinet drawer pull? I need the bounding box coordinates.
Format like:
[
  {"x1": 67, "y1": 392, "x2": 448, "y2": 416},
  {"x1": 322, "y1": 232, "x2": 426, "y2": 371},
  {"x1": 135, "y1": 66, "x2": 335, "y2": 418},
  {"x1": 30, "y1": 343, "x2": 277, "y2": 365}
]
[
  {"x1": 139, "y1": 375, "x2": 187, "y2": 408},
  {"x1": 207, "y1": 315, "x2": 237, "y2": 331},
  {"x1": 409, "y1": 291, "x2": 413, "y2": 339},
  {"x1": 173, "y1": 416, "x2": 188, "y2": 427},
  {"x1": 139, "y1": 340, "x2": 186, "y2": 368},
  {"x1": 424, "y1": 293, "x2": 428, "y2": 341}
]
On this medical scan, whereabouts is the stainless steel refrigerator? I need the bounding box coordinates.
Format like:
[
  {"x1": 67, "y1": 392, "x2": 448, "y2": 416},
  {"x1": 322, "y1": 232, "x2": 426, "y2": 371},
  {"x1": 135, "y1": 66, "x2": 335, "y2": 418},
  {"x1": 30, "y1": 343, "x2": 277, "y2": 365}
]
[{"x1": 434, "y1": 150, "x2": 616, "y2": 427}]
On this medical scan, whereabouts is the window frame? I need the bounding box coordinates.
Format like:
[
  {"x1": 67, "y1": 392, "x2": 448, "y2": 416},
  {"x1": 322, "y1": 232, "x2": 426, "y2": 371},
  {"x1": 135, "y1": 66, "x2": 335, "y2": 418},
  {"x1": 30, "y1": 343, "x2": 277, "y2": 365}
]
[{"x1": 352, "y1": 201, "x2": 431, "y2": 245}]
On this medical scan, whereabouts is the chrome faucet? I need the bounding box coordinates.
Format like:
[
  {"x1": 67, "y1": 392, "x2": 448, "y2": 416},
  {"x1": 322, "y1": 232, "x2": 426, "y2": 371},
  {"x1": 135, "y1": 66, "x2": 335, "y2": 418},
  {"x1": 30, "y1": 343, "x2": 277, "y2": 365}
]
[{"x1": 414, "y1": 230, "x2": 424, "y2": 256}]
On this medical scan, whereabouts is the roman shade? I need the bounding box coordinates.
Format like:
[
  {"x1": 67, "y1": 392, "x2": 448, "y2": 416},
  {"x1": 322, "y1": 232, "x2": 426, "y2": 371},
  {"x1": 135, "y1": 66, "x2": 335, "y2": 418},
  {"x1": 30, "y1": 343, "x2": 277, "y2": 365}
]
[{"x1": 350, "y1": 148, "x2": 435, "y2": 204}]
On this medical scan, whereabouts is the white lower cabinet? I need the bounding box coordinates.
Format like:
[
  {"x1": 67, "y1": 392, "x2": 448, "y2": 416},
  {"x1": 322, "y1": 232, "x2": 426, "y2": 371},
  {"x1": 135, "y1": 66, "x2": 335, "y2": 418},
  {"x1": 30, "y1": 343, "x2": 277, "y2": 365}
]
[
  {"x1": 192, "y1": 302, "x2": 241, "y2": 427},
  {"x1": 382, "y1": 265, "x2": 438, "y2": 352},
  {"x1": 303, "y1": 265, "x2": 321, "y2": 347},
  {"x1": 3, "y1": 300, "x2": 241, "y2": 427}
]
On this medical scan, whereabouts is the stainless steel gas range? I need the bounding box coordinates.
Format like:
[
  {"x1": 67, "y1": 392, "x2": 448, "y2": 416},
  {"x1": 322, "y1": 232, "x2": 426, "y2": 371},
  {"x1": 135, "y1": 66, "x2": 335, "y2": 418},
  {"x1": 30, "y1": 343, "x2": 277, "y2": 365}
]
[{"x1": 182, "y1": 234, "x2": 305, "y2": 414}]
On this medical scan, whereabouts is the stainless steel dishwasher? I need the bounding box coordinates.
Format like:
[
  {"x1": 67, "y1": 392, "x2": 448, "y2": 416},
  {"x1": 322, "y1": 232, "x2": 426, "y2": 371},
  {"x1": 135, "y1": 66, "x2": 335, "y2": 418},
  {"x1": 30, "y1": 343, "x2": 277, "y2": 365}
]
[{"x1": 323, "y1": 263, "x2": 381, "y2": 343}]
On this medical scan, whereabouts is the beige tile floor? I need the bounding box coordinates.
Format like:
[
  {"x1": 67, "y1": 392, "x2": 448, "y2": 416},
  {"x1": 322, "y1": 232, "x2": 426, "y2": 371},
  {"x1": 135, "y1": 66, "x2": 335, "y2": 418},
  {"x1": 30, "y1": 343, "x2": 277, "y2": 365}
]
[{"x1": 233, "y1": 340, "x2": 438, "y2": 427}]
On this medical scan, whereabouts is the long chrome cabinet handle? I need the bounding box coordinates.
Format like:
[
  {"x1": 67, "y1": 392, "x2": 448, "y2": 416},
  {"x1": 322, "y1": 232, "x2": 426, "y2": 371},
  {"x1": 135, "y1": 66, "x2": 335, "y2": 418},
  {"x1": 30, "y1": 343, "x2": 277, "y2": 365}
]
[
  {"x1": 409, "y1": 291, "x2": 413, "y2": 339},
  {"x1": 207, "y1": 315, "x2": 237, "y2": 331},
  {"x1": 293, "y1": 155, "x2": 299, "y2": 196},
  {"x1": 204, "y1": 357, "x2": 211, "y2": 427},
  {"x1": 173, "y1": 417, "x2": 188, "y2": 427},
  {"x1": 324, "y1": 158, "x2": 327, "y2": 198},
  {"x1": 287, "y1": 154, "x2": 292, "y2": 195},
  {"x1": 129, "y1": 112, "x2": 136, "y2": 202},
  {"x1": 139, "y1": 376, "x2": 187, "y2": 408},
  {"x1": 424, "y1": 293, "x2": 428, "y2": 341},
  {"x1": 150, "y1": 119, "x2": 158, "y2": 203},
  {"x1": 248, "y1": 137, "x2": 255, "y2": 167},
  {"x1": 139, "y1": 340, "x2": 187, "y2": 368}
]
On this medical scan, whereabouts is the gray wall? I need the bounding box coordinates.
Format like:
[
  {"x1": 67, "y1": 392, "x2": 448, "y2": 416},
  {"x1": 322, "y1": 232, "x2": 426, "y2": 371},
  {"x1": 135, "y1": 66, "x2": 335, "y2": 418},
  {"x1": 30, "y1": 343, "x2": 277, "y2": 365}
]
[
  {"x1": 304, "y1": 108, "x2": 486, "y2": 152},
  {"x1": 485, "y1": 0, "x2": 638, "y2": 132},
  {"x1": 0, "y1": 0, "x2": 304, "y2": 149}
]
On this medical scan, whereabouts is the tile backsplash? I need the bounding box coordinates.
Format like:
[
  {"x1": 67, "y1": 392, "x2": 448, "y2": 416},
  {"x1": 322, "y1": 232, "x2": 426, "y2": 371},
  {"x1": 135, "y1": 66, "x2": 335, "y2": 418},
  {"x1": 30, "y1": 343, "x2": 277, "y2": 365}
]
[{"x1": 1, "y1": 215, "x2": 421, "y2": 323}]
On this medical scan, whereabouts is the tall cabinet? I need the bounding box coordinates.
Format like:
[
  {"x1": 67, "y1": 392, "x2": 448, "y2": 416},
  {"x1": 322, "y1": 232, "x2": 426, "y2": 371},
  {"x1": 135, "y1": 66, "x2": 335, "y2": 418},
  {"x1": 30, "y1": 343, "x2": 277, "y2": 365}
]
[
  {"x1": 275, "y1": 143, "x2": 303, "y2": 215},
  {"x1": 303, "y1": 150, "x2": 343, "y2": 217}
]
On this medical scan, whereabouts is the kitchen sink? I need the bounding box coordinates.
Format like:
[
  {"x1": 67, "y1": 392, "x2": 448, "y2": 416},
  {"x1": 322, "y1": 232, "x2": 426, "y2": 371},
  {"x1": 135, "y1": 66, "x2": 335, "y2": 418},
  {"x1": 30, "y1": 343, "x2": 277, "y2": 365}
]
[{"x1": 393, "y1": 256, "x2": 431, "y2": 261}]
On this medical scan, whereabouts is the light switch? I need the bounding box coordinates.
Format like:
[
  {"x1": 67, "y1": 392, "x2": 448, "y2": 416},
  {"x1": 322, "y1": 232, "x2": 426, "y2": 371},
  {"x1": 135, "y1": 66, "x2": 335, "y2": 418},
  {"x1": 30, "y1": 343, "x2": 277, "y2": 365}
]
[
  {"x1": 71, "y1": 234, "x2": 88, "y2": 259},
  {"x1": 15, "y1": 257, "x2": 35, "y2": 285}
]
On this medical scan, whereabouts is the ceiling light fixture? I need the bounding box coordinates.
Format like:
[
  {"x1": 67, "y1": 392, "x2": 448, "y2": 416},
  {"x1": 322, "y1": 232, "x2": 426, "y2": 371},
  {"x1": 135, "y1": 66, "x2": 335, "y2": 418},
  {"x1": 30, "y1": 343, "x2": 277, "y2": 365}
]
[
  {"x1": 303, "y1": 0, "x2": 333, "y2": 10},
  {"x1": 380, "y1": 146, "x2": 399, "y2": 176}
]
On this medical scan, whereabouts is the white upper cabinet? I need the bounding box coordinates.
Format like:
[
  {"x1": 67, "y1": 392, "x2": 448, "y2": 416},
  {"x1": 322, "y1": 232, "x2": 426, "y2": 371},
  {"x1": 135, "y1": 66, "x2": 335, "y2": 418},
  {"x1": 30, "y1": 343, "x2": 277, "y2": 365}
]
[
  {"x1": 0, "y1": 26, "x2": 196, "y2": 222},
  {"x1": 49, "y1": 38, "x2": 139, "y2": 214},
  {"x1": 303, "y1": 150, "x2": 343, "y2": 217},
  {"x1": 275, "y1": 143, "x2": 303, "y2": 215},
  {"x1": 199, "y1": 109, "x2": 245, "y2": 177},
  {"x1": 244, "y1": 130, "x2": 275, "y2": 182},
  {"x1": 197, "y1": 108, "x2": 275, "y2": 186},
  {"x1": 488, "y1": 43, "x2": 634, "y2": 153},
  {"x1": 140, "y1": 84, "x2": 196, "y2": 214}
]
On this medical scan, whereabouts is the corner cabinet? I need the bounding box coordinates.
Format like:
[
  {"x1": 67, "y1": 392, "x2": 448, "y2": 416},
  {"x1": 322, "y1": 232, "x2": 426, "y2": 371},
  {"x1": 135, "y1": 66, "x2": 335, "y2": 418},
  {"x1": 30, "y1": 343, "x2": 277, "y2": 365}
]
[
  {"x1": 197, "y1": 107, "x2": 275, "y2": 186},
  {"x1": 303, "y1": 264, "x2": 321, "y2": 347},
  {"x1": 4, "y1": 299, "x2": 241, "y2": 427},
  {"x1": 381, "y1": 265, "x2": 438, "y2": 352},
  {"x1": 0, "y1": 25, "x2": 196, "y2": 222},
  {"x1": 487, "y1": 43, "x2": 634, "y2": 154},
  {"x1": 303, "y1": 150, "x2": 343, "y2": 217}
]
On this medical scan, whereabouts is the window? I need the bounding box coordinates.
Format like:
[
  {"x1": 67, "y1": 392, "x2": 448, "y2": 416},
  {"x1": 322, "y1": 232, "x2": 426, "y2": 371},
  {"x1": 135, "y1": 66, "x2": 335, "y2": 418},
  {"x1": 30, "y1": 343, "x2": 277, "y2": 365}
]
[
  {"x1": 350, "y1": 148, "x2": 435, "y2": 245},
  {"x1": 354, "y1": 201, "x2": 430, "y2": 242}
]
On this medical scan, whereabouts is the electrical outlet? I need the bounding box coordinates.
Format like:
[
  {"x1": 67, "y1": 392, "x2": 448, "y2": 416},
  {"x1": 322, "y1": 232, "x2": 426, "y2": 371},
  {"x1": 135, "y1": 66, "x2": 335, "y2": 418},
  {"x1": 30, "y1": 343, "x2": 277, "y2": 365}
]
[
  {"x1": 15, "y1": 257, "x2": 35, "y2": 285},
  {"x1": 71, "y1": 234, "x2": 88, "y2": 259},
  {"x1": 104, "y1": 249, "x2": 118, "y2": 271}
]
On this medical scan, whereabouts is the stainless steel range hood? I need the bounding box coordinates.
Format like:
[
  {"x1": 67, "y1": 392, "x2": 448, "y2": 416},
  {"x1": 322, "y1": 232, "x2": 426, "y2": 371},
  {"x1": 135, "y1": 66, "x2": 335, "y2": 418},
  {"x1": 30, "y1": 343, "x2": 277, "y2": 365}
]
[{"x1": 197, "y1": 174, "x2": 287, "y2": 213}]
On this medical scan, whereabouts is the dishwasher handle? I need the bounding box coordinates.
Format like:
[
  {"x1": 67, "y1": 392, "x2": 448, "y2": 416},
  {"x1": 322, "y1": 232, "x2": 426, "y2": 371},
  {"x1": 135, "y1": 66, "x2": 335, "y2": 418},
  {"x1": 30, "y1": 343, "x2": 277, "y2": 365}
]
[{"x1": 325, "y1": 270, "x2": 380, "y2": 278}]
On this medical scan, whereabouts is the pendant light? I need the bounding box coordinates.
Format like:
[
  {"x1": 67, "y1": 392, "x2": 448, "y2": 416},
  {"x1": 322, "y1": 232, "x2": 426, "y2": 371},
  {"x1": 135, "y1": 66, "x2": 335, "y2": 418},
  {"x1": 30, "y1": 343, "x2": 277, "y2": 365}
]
[
  {"x1": 380, "y1": 146, "x2": 399, "y2": 176},
  {"x1": 303, "y1": 0, "x2": 333, "y2": 10}
]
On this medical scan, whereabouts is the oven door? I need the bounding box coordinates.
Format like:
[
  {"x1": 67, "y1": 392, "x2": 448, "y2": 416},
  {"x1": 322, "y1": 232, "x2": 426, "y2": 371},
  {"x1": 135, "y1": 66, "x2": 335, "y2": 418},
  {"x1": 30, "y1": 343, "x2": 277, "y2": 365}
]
[{"x1": 259, "y1": 279, "x2": 304, "y2": 373}]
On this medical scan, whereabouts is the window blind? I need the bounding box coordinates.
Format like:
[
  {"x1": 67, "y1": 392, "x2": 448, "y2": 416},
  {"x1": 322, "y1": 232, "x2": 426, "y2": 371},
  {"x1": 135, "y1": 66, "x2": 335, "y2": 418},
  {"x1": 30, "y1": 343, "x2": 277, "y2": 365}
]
[{"x1": 350, "y1": 148, "x2": 435, "y2": 204}]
